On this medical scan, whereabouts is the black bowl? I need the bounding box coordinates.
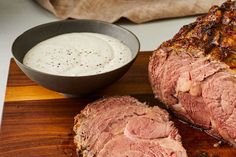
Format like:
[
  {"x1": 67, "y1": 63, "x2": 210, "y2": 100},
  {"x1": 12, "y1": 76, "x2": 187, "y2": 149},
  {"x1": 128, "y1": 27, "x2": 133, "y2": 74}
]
[{"x1": 12, "y1": 20, "x2": 140, "y2": 95}]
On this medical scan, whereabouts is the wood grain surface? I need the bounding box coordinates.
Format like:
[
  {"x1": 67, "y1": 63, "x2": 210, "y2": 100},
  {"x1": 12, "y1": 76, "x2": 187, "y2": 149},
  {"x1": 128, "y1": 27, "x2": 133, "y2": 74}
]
[{"x1": 1, "y1": 52, "x2": 235, "y2": 157}]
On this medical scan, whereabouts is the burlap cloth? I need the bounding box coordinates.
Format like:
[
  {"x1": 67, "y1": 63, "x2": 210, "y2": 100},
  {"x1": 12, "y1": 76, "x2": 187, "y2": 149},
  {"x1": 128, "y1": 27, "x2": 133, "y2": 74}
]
[{"x1": 36, "y1": 0, "x2": 225, "y2": 23}]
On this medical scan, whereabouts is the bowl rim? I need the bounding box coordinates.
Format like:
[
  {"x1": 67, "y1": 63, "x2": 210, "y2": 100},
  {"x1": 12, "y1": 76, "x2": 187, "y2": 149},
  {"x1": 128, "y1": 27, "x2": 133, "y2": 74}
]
[{"x1": 12, "y1": 19, "x2": 140, "y2": 78}]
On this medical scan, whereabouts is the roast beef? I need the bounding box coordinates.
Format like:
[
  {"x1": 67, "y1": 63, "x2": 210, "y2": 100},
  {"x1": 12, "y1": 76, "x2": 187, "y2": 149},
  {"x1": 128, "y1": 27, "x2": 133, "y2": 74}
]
[
  {"x1": 149, "y1": 0, "x2": 236, "y2": 146},
  {"x1": 73, "y1": 96, "x2": 187, "y2": 157}
]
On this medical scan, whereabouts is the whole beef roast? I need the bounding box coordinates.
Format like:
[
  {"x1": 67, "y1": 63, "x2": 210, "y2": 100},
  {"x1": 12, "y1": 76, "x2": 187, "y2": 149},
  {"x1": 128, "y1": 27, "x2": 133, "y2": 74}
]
[
  {"x1": 73, "y1": 96, "x2": 187, "y2": 157},
  {"x1": 149, "y1": 0, "x2": 236, "y2": 146}
]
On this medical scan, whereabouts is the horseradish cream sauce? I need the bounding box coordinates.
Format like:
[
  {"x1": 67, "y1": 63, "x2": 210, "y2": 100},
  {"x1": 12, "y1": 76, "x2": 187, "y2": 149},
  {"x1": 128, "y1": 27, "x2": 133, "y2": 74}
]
[{"x1": 23, "y1": 33, "x2": 132, "y2": 76}]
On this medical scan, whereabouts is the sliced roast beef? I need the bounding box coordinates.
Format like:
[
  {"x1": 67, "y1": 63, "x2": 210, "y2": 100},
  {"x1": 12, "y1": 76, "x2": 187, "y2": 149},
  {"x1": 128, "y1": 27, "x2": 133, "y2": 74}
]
[
  {"x1": 73, "y1": 96, "x2": 187, "y2": 157},
  {"x1": 149, "y1": 0, "x2": 236, "y2": 146}
]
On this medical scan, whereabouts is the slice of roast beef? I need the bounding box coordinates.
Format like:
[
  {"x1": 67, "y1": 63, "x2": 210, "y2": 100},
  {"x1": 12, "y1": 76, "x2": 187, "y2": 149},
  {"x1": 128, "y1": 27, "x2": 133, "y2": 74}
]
[
  {"x1": 149, "y1": 0, "x2": 236, "y2": 146},
  {"x1": 73, "y1": 96, "x2": 187, "y2": 157}
]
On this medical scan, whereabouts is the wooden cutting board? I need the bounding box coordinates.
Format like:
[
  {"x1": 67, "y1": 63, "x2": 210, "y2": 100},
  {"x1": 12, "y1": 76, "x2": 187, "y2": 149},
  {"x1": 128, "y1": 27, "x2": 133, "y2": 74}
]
[{"x1": 0, "y1": 52, "x2": 235, "y2": 157}]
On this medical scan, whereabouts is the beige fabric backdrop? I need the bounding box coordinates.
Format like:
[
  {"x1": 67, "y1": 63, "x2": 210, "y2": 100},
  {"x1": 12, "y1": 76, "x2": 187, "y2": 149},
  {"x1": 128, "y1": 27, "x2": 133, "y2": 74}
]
[{"x1": 36, "y1": 0, "x2": 225, "y2": 23}]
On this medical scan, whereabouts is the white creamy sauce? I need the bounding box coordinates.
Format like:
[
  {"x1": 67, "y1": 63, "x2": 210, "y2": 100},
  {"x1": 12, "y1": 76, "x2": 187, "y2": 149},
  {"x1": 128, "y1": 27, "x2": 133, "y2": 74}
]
[{"x1": 23, "y1": 33, "x2": 132, "y2": 76}]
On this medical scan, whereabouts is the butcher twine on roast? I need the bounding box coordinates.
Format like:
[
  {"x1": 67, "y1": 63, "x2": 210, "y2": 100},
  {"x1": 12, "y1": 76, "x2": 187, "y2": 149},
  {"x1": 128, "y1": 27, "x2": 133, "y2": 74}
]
[
  {"x1": 73, "y1": 96, "x2": 187, "y2": 157},
  {"x1": 149, "y1": 0, "x2": 236, "y2": 146}
]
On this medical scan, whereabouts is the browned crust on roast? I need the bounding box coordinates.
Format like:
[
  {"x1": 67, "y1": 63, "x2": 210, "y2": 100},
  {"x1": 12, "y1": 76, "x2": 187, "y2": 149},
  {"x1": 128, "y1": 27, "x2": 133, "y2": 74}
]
[{"x1": 159, "y1": 0, "x2": 236, "y2": 71}]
